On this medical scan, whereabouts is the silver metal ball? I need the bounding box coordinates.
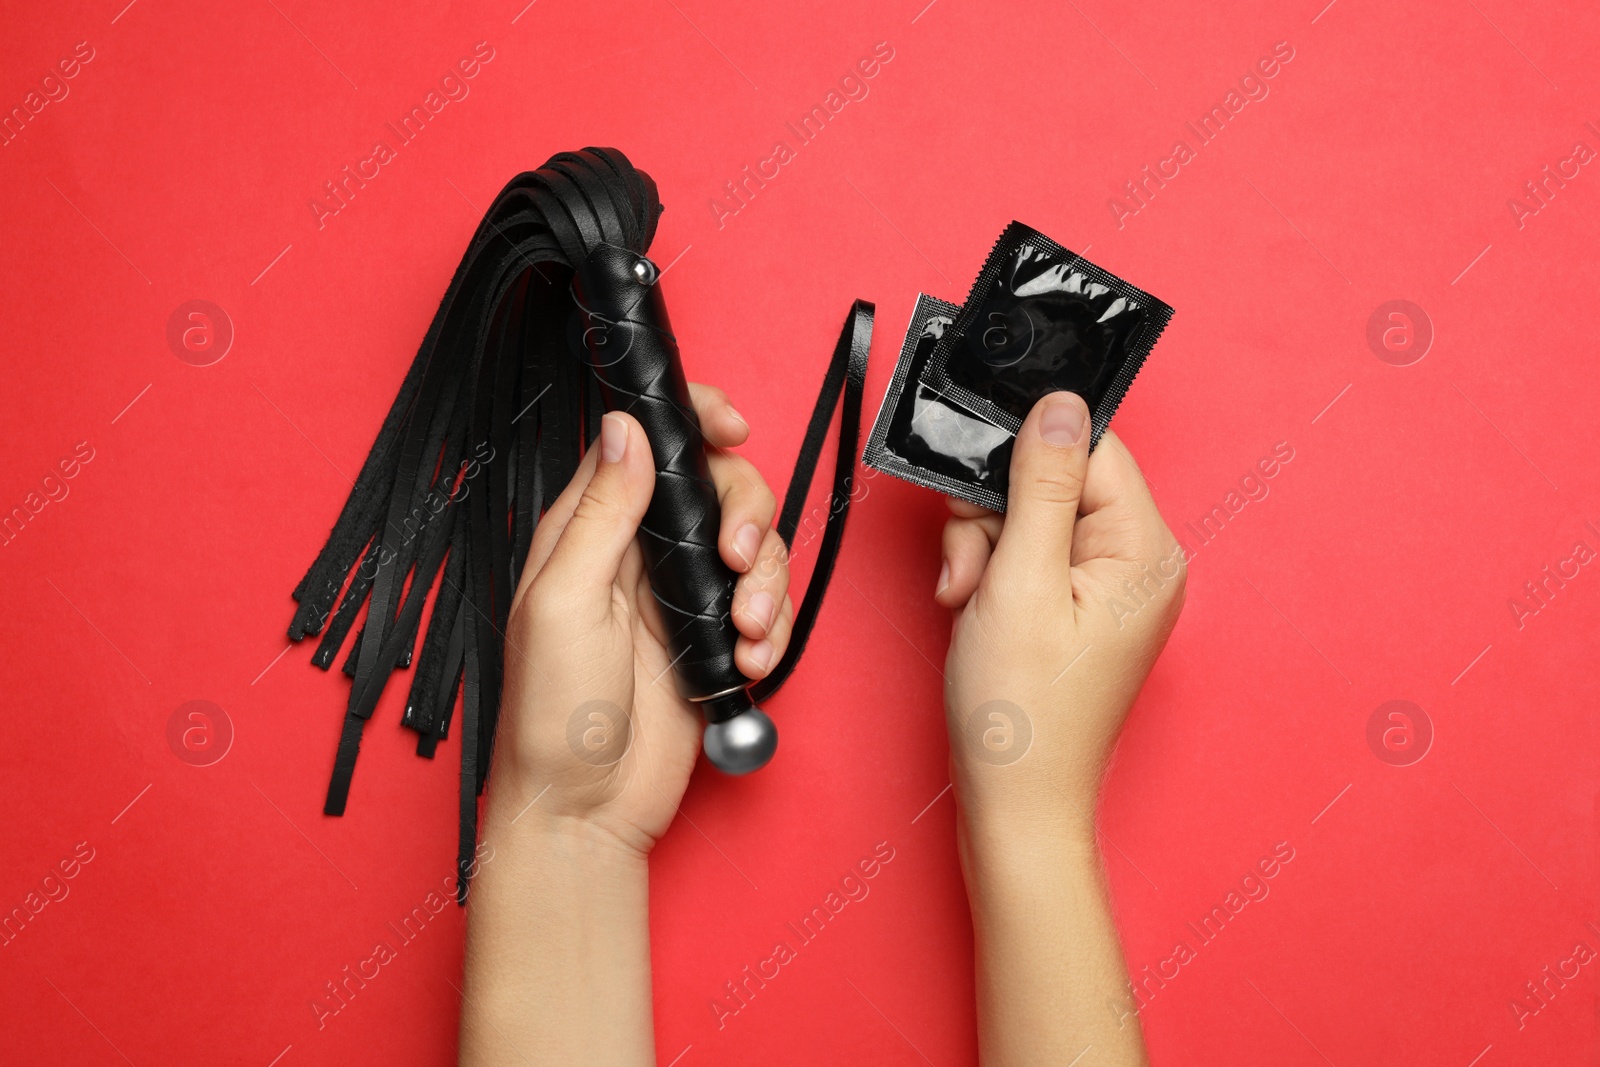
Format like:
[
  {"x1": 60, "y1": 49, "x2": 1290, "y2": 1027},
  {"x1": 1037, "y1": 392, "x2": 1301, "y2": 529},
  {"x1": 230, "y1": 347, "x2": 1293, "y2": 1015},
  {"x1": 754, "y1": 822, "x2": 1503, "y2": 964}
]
[
  {"x1": 702, "y1": 706, "x2": 778, "y2": 775},
  {"x1": 631, "y1": 257, "x2": 659, "y2": 285}
]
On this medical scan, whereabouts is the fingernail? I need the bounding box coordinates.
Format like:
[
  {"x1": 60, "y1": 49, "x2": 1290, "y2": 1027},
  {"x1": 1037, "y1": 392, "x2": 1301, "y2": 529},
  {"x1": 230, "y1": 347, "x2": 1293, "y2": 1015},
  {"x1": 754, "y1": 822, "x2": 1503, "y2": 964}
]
[
  {"x1": 600, "y1": 413, "x2": 628, "y2": 462},
  {"x1": 749, "y1": 639, "x2": 775, "y2": 673},
  {"x1": 747, "y1": 591, "x2": 776, "y2": 633},
  {"x1": 733, "y1": 522, "x2": 761, "y2": 568},
  {"x1": 726, "y1": 405, "x2": 747, "y2": 427},
  {"x1": 935, "y1": 559, "x2": 950, "y2": 597},
  {"x1": 1039, "y1": 393, "x2": 1087, "y2": 447}
]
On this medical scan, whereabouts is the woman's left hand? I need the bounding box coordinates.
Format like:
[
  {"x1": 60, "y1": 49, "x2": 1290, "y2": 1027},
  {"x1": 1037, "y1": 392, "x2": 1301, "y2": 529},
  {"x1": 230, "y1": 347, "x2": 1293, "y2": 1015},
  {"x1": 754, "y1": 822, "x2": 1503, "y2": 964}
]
[{"x1": 488, "y1": 384, "x2": 793, "y2": 857}]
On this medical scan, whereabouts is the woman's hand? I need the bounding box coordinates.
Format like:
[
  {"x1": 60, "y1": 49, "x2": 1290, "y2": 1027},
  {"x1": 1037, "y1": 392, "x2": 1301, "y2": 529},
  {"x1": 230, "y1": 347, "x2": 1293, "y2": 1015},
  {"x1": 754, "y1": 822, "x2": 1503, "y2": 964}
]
[
  {"x1": 488, "y1": 383, "x2": 794, "y2": 856},
  {"x1": 938, "y1": 390, "x2": 1186, "y2": 835},
  {"x1": 936, "y1": 391, "x2": 1184, "y2": 1067},
  {"x1": 460, "y1": 384, "x2": 791, "y2": 1067}
]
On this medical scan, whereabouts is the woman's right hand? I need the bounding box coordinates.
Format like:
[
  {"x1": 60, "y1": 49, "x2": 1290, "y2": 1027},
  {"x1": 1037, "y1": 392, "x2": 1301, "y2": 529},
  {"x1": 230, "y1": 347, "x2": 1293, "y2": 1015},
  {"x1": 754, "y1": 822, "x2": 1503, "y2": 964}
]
[{"x1": 936, "y1": 390, "x2": 1187, "y2": 840}]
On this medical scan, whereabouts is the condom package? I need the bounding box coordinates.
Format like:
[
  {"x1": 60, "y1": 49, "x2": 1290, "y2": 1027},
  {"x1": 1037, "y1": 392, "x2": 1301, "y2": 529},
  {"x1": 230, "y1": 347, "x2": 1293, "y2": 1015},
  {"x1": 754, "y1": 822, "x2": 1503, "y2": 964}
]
[
  {"x1": 863, "y1": 294, "x2": 1017, "y2": 510},
  {"x1": 865, "y1": 221, "x2": 1173, "y2": 511}
]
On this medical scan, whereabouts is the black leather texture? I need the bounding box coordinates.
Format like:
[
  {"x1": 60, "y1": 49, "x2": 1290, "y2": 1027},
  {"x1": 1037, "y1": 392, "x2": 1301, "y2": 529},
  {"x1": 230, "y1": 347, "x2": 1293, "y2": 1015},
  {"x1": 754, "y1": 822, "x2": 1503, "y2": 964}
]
[
  {"x1": 574, "y1": 245, "x2": 743, "y2": 701},
  {"x1": 285, "y1": 146, "x2": 870, "y2": 901}
]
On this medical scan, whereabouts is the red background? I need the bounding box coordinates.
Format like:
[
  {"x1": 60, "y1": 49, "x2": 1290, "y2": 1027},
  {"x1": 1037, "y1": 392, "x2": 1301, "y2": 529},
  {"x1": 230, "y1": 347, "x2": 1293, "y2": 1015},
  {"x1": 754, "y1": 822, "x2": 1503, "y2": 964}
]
[{"x1": 2, "y1": 1, "x2": 1596, "y2": 1064}]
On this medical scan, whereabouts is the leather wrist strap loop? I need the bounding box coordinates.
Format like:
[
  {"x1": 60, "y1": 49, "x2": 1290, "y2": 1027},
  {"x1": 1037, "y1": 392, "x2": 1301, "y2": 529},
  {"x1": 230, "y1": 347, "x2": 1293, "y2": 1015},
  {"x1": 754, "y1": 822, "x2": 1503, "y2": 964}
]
[{"x1": 752, "y1": 299, "x2": 872, "y2": 702}]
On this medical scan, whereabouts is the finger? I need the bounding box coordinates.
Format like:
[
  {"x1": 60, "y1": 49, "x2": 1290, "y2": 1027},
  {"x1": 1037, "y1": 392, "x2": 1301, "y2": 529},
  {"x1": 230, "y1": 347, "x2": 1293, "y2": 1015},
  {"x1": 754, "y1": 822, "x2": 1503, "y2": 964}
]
[
  {"x1": 538, "y1": 412, "x2": 656, "y2": 606},
  {"x1": 1073, "y1": 430, "x2": 1177, "y2": 565},
  {"x1": 990, "y1": 391, "x2": 1091, "y2": 589},
  {"x1": 517, "y1": 389, "x2": 754, "y2": 593},
  {"x1": 732, "y1": 528, "x2": 791, "y2": 639},
  {"x1": 689, "y1": 382, "x2": 750, "y2": 450},
  {"x1": 937, "y1": 516, "x2": 996, "y2": 609},
  {"x1": 945, "y1": 496, "x2": 999, "y2": 520},
  {"x1": 963, "y1": 508, "x2": 1004, "y2": 548},
  {"x1": 1080, "y1": 430, "x2": 1159, "y2": 519},
  {"x1": 521, "y1": 385, "x2": 745, "y2": 585},
  {"x1": 513, "y1": 442, "x2": 600, "y2": 601},
  {"x1": 943, "y1": 498, "x2": 1003, "y2": 545},
  {"x1": 709, "y1": 450, "x2": 776, "y2": 573},
  {"x1": 1071, "y1": 430, "x2": 1186, "y2": 624},
  {"x1": 736, "y1": 594, "x2": 793, "y2": 679}
]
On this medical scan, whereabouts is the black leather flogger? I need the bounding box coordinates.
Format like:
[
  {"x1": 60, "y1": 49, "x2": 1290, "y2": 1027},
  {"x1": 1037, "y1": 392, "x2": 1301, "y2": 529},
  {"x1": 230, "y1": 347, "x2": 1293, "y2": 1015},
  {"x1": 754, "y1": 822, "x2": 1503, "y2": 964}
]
[{"x1": 286, "y1": 147, "x2": 871, "y2": 899}]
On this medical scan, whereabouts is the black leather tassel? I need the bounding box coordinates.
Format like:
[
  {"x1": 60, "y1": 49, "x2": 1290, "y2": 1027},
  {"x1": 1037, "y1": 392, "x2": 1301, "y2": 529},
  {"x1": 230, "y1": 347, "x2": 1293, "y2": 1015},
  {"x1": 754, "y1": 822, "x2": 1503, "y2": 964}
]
[{"x1": 289, "y1": 147, "x2": 870, "y2": 903}]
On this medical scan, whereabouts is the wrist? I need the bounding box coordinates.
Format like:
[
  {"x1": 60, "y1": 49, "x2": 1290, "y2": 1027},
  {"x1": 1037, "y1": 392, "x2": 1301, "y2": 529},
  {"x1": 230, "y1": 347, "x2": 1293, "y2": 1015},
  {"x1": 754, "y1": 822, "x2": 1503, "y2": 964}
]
[
  {"x1": 483, "y1": 777, "x2": 656, "y2": 865},
  {"x1": 944, "y1": 692, "x2": 1111, "y2": 832},
  {"x1": 462, "y1": 774, "x2": 657, "y2": 1067},
  {"x1": 956, "y1": 802, "x2": 1105, "y2": 912},
  {"x1": 949, "y1": 748, "x2": 1105, "y2": 841},
  {"x1": 956, "y1": 788, "x2": 1101, "y2": 862}
]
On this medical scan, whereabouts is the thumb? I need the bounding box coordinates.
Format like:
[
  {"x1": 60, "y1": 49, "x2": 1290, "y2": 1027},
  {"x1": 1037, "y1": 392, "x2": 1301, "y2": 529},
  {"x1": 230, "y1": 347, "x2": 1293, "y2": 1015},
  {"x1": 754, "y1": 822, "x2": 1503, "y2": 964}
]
[
  {"x1": 540, "y1": 412, "x2": 656, "y2": 602},
  {"x1": 991, "y1": 391, "x2": 1091, "y2": 588}
]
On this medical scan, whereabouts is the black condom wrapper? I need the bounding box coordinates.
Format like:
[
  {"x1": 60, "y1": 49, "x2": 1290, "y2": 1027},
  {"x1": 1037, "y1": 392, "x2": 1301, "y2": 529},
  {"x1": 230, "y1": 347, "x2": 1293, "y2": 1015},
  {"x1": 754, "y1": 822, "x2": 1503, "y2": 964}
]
[
  {"x1": 865, "y1": 221, "x2": 1173, "y2": 511},
  {"x1": 863, "y1": 295, "x2": 1016, "y2": 511}
]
